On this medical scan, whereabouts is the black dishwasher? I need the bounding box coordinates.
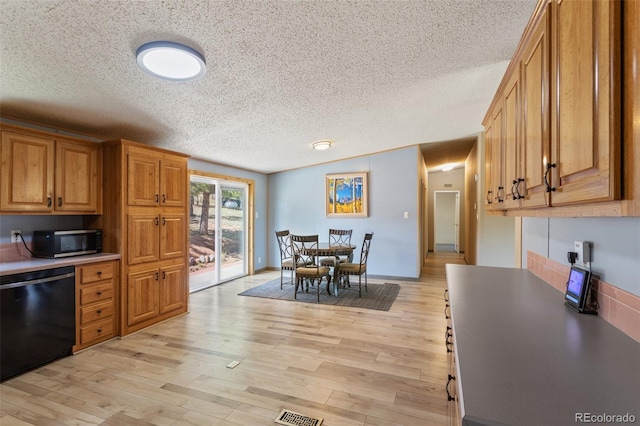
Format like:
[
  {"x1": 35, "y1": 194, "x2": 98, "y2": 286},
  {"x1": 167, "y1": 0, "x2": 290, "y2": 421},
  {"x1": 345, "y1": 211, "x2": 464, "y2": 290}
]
[{"x1": 1, "y1": 266, "x2": 76, "y2": 381}]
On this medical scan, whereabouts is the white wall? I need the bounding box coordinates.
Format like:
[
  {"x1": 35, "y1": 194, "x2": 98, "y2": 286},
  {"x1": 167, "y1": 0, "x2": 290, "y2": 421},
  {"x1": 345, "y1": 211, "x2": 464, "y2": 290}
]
[
  {"x1": 268, "y1": 146, "x2": 422, "y2": 279},
  {"x1": 475, "y1": 132, "x2": 517, "y2": 267},
  {"x1": 522, "y1": 217, "x2": 640, "y2": 296}
]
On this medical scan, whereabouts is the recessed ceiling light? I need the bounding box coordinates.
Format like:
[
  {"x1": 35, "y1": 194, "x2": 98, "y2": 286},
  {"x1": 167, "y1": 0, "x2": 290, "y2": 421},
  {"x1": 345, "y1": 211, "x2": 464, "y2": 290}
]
[
  {"x1": 136, "y1": 41, "x2": 206, "y2": 81},
  {"x1": 312, "y1": 140, "x2": 333, "y2": 151}
]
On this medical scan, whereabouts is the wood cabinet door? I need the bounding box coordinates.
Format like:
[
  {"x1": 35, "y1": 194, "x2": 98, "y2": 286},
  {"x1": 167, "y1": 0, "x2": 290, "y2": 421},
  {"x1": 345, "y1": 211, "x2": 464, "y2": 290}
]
[
  {"x1": 159, "y1": 264, "x2": 186, "y2": 314},
  {"x1": 483, "y1": 121, "x2": 495, "y2": 209},
  {"x1": 55, "y1": 140, "x2": 100, "y2": 213},
  {"x1": 160, "y1": 213, "x2": 186, "y2": 260},
  {"x1": 127, "y1": 268, "x2": 159, "y2": 326},
  {"x1": 1, "y1": 132, "x2": 54, "y2": 212},
  {"x1": 550, "y1": 0, "x2": 621, "y2": 206},
  {"x1": 128, "y1": 153, "x2": 159, "y2": 206},
  {"x1": 521, "y1": 7, "x2": 551, "y2": 209},
  {"x1": 490, "y1": 107, "x2": 504, "y2": 208},
  {"x1": 160, "y1": 158, "x2": 186, "y2": 207},
  {"x1": 502, "y1": 69, "x2": 521, "y2": 209},
  {"x1": 128, "y1": 214, "x2": 160, "y2": 264}
]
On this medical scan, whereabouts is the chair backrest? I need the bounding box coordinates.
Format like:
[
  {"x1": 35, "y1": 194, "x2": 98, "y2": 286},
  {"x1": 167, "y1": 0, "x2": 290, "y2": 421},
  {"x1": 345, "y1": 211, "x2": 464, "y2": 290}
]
[
  {"x1": 329, "y1": 229, "x2": 352, "y2": 247},
  {"x1": 357, "y1": 232, "x2": 374, "y2": 266},
  {"x1": 289, "y1": 234, "x2": 319, "y2": 269},
  {"x1": 275, "y1": 230, "x2": 292, "y2": 262}
]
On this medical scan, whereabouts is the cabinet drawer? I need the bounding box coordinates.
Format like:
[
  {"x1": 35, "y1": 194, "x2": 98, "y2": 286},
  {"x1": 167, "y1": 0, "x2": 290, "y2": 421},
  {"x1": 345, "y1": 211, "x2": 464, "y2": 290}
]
[
  {"x1": 80, "y1": 283, "x2": 113, "y2": 304},
  {"x1": 80, "y1": 300, "x2": 113, "y2": 325},
  {"x1": 80, "y1": 319, "x2": 113, "y2": 345},
  {"x1": 80, "y1": 262, "x2": 115, "y2": 284}
]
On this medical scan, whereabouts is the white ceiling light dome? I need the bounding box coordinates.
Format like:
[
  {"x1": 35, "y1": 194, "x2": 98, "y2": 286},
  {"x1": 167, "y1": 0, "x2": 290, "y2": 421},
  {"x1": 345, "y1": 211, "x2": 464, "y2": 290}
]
[
  {"x1": 136, "y1": 41, "x2": 206, "y2": 81},
  {"x1": 312, "y1": 139, "x2": 333, "y2": 150}
]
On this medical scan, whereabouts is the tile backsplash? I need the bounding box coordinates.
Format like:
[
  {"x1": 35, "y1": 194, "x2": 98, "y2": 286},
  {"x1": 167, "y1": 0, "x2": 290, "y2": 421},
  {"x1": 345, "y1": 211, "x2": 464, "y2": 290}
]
[{"x1": 527, "y1": 250, "x2": 640, "y2": 343}]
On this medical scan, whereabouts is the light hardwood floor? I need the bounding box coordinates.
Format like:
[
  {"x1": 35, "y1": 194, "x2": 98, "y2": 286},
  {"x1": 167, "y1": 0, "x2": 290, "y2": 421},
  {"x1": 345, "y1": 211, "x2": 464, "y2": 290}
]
[{"x1": 1, "y1": 253, "x2": 465, "y2": 426}]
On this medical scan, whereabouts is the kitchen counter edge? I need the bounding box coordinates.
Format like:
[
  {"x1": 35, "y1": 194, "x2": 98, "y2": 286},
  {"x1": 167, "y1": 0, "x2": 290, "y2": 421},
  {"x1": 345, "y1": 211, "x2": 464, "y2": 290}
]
[{"x1": 0, "y1": 253, "x2": 121, "y2": 276}]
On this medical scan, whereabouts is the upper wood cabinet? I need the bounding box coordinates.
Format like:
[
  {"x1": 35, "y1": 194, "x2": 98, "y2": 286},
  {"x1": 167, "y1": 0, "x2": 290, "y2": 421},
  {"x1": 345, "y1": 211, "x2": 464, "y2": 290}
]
[
  {"x1": 482, "y1": 0, "x2": 628, "y2": 216},
  {"x1": 127, "y1": 147, "x2": 186, "y2": 207},
  {"x1": 0, "y1": 125, "x2": 102, "y2": 214},
  {"x1": 549, "y1": 0, "x2": 621, "y2": 206}
]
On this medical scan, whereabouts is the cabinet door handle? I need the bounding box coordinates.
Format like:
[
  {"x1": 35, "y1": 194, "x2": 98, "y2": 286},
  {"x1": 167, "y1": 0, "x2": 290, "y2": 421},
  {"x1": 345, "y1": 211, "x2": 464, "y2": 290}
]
[
  {"x1": 486, "y1": 190, "x2": 493, "y2": 204},
  {"x1": 155, "y1": 272, "x2": 159, "y2": 280},
  {"x1": 444, "y1": 303, "x2": 450, "y2": 319},
  {"x1": 58, "y1": 197, "x2": 62, "y2": 207},
  {"x1": 155, "y1": 217, "x2": 159, "y2": 226},
  {"x1": 155, "y1": 194, "x2": 159, "y2": 203},
  {"x1": 516, "y1": 178, "x2": 525, "y2": 199},
  {"x1": 47, "y1": 196, "x2": 52, "y2": 207},
  {"x1": 443, "y1": 289, "x2": 449, "y2": 302},
  {"x1": 162, "y1": 271, "x2": 166, "y2": 279},
  {"x1": 544, "y1": 163, "x2": 556, "y2": 193},
  {"x1": 511, "y1": 180, "x2": 518, "y2": 200},
  {"x1": 446, "y1": 374, "x2": 456, "y2": 401},
  {"x1": 497, "y1": 186, "x2": 504, "y2": 203},
  {"x1": 162, "y1": 194, "x2": 166, "y2": 203},
  {"x1": 162, "y1": 217, "x2": 166, "y2": 225}
]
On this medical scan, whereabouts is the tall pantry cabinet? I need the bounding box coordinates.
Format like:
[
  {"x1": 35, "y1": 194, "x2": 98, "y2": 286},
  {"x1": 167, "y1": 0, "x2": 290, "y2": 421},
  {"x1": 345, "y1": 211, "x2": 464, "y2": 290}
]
[{"x1": 92, "y1": 139, "x2": 189, "y2": 336}]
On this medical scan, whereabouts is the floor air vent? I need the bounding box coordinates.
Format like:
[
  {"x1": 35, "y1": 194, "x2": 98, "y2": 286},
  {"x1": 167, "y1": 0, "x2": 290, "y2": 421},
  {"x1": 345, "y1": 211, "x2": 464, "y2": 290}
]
[{"x1": 275, "y1": 409, "x2": 323, "y2": 426}]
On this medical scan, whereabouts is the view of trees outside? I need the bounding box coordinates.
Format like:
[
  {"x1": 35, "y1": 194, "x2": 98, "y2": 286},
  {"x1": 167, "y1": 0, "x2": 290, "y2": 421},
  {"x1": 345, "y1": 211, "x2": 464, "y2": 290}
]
[{"x1": 189, "y1": 182, "x2": 244, "y2": 274}]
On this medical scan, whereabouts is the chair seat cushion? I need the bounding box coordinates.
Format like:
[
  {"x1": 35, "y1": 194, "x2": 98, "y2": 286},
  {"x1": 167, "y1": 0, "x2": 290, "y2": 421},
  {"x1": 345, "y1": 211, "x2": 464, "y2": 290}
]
[
  {"x1": 297, "y1": 266, "x2": 330, "y2": 275},
  {"x1": 339, "y1": 263, "x2": 365, "y2": 274}
]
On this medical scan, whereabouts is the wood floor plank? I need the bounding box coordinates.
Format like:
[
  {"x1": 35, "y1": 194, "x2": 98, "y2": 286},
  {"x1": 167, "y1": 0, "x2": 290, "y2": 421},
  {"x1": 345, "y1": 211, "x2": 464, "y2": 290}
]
[{"x1": 0, "y1": 253, "x2": 462, "y2": 425}]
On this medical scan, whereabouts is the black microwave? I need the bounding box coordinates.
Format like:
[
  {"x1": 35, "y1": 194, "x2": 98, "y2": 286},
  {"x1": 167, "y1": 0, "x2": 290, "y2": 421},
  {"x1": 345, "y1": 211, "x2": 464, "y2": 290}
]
[{"x1": 32, "y1": 229, "x2": 102, "y2": 258}]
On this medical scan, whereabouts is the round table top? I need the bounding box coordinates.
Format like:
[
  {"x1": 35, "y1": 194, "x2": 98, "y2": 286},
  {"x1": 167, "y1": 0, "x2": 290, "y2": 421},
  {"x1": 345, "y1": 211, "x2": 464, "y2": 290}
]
[{"x1": 306, "y1": 243, "x2": 355, "y2": 256}]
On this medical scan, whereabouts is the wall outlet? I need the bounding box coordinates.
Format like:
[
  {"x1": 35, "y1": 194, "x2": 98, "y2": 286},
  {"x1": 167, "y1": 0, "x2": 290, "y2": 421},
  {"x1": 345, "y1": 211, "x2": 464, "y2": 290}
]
[
  {"x1": 11, "y1": 230, "x2": 21, "y2": 243},
  {"x1": 574, "y1": 241, "x2": 592, "y2": 266},
  {"x1": 258, "y1": 257, "x2": 262, "y2": 264}
]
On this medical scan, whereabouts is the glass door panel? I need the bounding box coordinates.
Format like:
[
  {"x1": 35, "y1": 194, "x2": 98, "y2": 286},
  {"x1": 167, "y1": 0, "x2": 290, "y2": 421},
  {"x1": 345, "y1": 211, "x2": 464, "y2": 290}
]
[
  {"x1": 189, "y1": 175, "x2": 248, "y2": 292},
  {"x1": 220, "y1": 184, "x2": 246, "y2": 282}
]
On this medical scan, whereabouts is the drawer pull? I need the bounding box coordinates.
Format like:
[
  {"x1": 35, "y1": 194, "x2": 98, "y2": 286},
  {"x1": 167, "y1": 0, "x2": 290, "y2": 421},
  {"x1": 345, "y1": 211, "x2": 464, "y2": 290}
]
[
  {"x1": 97, "y1": 328, "x2": 102, "y2": 333},
  {"x1": 96, "y1": 291, "x2": 102, "y2": 296},
  {"x1": 97, "y1": 271, "x2": 102, "y2": 275},
  {"x1": 96, "y1": 310, "x2": 102, "y2": 314}
]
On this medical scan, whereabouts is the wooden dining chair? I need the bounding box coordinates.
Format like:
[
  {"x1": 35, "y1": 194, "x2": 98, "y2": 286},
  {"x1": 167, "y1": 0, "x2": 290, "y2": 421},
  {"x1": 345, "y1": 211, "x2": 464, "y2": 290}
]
[
  {"x1": 336, "y1": 232, "x2": 373, "y2": 297},
  {"x1": 320, "y1": 228, "x2": 353, "y2": 267},
  {"x1": 275, "y1": 230, "x2": 295, "y2": 289},
  {"x1": 289, "y1": 234, "x2": 332, "y2": 302}
]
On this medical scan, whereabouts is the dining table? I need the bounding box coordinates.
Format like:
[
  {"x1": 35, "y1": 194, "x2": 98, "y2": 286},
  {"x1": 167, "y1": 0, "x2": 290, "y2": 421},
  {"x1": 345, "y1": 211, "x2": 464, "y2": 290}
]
[{"x1": 303, "y1": 242, "x2": 356, "y2": 296}]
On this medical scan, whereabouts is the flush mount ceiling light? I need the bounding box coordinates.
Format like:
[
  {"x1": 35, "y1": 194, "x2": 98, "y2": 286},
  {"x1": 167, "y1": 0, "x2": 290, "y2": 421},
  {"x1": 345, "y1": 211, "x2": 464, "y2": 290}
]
[
  {"x1": 136, "y1": 41, "x2": 206, "y2": 81},
  {"x1": 441, "y1": 163, "x2": 455, "y2": 172},
  {"x1": 312, "y1": 139, "x2": 333, "y2": 151}
]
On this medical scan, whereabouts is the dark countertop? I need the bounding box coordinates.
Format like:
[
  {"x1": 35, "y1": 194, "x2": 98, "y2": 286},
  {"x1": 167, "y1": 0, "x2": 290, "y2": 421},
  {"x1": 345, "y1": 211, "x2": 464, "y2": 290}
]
[
  {"x1": 0, "y1": 253, "x2": 121, "y2": 276},
  {"x1": 445, "y1": 264, "x2": 640, "y2": 426}
]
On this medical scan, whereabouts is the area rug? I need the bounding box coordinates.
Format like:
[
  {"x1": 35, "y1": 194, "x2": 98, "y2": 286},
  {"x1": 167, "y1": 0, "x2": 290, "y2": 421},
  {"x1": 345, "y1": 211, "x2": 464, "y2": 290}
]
[{"x1": 238, "y1": 278, "x2": 400, "y2": 311}]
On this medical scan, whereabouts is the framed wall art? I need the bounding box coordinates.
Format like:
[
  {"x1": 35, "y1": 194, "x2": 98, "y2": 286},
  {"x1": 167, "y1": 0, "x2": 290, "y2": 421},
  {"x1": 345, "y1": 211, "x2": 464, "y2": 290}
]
[{"x1": 325, "y1": 172, "x2": 368, "y2": 217}]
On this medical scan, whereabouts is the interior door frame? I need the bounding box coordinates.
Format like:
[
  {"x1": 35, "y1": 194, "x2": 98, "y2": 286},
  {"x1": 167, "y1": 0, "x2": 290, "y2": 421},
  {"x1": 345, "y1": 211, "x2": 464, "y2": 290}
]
[{"x1": 434, "y1": 190, "x2": 460, "y2": 253}]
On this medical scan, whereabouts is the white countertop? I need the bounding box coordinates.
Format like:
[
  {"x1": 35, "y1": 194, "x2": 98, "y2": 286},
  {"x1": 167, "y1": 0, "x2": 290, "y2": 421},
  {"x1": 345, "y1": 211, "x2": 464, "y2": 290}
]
[{"x1": 0, "y1": 253, "x2": 121, "y2": 276}]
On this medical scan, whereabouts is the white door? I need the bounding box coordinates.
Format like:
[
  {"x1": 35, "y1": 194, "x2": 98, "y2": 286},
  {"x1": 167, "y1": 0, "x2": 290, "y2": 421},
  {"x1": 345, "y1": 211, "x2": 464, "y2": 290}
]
[
  {"x1": 189, "y1": 175, "x2": 248, "y2": 292},
  {"x1": 434, "y1": 191, "x2": 460, "y2": 253}
]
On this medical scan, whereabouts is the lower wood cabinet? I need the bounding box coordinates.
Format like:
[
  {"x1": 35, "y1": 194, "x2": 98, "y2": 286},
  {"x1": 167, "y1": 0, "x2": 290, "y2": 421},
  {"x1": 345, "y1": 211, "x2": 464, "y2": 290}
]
[
  {"x1": 74, "y1": 260, "x2": 118, "y2": 351},
  {"x1": 126, "y1": 263, "x2": 187, "y2": 333}
]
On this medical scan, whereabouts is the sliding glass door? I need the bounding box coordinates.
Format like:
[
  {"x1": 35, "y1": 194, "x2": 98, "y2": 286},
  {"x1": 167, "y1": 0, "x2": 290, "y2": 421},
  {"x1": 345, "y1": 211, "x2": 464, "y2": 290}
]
[{"x1": 189, "y1": 175, "x2": 248, "y2": 292}]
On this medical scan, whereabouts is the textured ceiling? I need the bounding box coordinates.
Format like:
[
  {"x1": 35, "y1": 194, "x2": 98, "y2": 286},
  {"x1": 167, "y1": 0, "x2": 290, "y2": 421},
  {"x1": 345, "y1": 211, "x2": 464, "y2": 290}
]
[{"x1": 0, "y1": 0, "x2": 536, "y2": 174}]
